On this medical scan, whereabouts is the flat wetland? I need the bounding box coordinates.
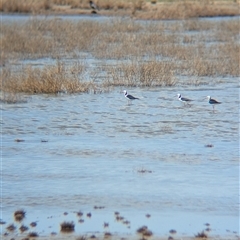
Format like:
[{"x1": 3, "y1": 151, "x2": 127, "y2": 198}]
[{"x1": 0, "y1": 4, "x2": 239, "y2": 240}]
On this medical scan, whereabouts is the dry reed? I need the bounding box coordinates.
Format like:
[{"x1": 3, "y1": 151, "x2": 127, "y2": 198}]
[
  {"x1": 136, "y1": 1, "x2": 239, "y2": 19},
  {"x1": 1, "y1": 18, "x2": 101, "y2": 60},
  {"x1": 0, "y1": 62, "x2": 92, "y2": 94},
  {"x1": 102, "y1": 60, "x2": 176, "y2": 87},
  {"x1": 60, "y1": 221, "x2": 75, "y2": 232},
  {"x1": 0, "y1": 0, "x2": 238, "y2": 19},
  {"x1": 0, "y1": 16, "x2": 239, "y2": 93}
]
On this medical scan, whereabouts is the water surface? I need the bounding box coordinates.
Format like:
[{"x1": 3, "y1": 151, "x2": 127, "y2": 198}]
[{"x1": 0, "y1": 14, "x2": 239, "y2": 239}]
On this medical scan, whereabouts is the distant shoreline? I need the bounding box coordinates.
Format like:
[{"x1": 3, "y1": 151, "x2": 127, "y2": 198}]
[{"x1": 0, "y1": 0, "x2": 239, "y2": 20}]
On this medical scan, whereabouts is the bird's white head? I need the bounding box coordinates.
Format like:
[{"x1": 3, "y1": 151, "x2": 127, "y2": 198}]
[
  {"x1": 206, "y1": 96, "x2": 211, "y2": 100},
  {"x1": 177, "y1": 93, "x2": 181, "y2": 98},
  {"x1": 123, "y1": 90, "x2": 127, "y2": 95}
]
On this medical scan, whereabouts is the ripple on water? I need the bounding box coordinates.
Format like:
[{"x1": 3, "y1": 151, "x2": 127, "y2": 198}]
[{"x1": 2, "y1": 81, "x2": 239, "y2": 237}]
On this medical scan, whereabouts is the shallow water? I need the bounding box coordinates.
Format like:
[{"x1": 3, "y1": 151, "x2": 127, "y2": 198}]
[
  {"x1": 1, "y1": 14, "x2": 239, "y2": 239},
  {"x1": 1, "y1": 82, "x2": 239, "y2": 237}
]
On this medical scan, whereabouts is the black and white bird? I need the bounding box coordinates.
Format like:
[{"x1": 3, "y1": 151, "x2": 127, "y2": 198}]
[
  {"x1": 89, "y1": 1, "x2": 99, "y2": 12},
  {"x1": 177, "y1": 93, "x2": 192, "y2": 104},
  {"x1": 123, "y1": 90, "x2": 139, "y2": 104},
  {"x1": 206, "y1": 96, "x2": 221, "y2": 110}
]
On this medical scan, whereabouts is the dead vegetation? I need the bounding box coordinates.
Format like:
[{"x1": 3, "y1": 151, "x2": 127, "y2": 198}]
[
  {"x1": 1, "y1": 62, "x2": 92, "y2": 94},
  {"x1": 137, "y1": 1, "x2": 239, "y2": 20},
  {"x1": 14, "y1": 209, "x2": 26, "y2": 222},
  {"x1": 60, "y1": 221, "x2": 75, "y2": 232},
  {"x1": 102, "y1": 61, "x2": 176, "y2": 87},
  {"x1": 0, "y1": 0, "x2": 238, "y2": 19},
  {"x1": 195, "y1": 230, "x2": 208, "y2": 238},
  {"x1": 0, "y1": 17, "x2": 239, "y2": 94}
]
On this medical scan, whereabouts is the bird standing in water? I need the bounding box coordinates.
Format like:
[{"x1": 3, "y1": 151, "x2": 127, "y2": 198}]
[
  {"x1": 123, "y1": 90, "x2": 139, "y2": 104},
  {"x1": 206, "y1": 96, "x2": 221, "y2": 110},
  {"x1": 177, "y1": 93, "x2": 192, "y2": 105}
]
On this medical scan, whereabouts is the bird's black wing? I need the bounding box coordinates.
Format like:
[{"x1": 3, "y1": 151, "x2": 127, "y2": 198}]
[
  {"x1": 127, "y1": 94, "x2": 139, "y2": 100},
  {"x1": 210, "y1": 99, "x2": 221, "y2": 104},
  {"x1": 181, "y1": 97, "x2": 192, "y2": 102}
]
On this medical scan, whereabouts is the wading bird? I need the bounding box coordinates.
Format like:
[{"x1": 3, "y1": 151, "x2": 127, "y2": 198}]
[
  {"x1": 123, "y1": 90, "x2": 139, "y2": 104},
  {"x1": 177, "y1": 93, "x2": 192, "y2": 105},
  {"x1": 206, "y1": 96, "x2": 221, "y2": 110}
]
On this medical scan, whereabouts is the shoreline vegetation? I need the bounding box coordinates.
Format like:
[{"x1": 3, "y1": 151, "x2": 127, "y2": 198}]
[
  {"x1": 0, "y1": 3, "x2": 239, "y2": 239},
  {"x1": 0, "y1": 16, "x2": 239, "y2": 97},
  {"x1": 0, "y1": 0, "x2": 239, "y2": 100},
  {"x1": 0, "y1": 0, "x2": 239, "y2": 19}
]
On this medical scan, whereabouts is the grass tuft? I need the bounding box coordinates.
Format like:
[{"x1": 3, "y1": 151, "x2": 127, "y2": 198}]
[
  {"x1": 1, "y1": 62, "x2": 92, "y2": 94},
  {"x1": 28, "y1": 231, "x2": 39, "y2": 237},
  {"x1": 60, "y1": 221, "x2": 75, "y2": 232},
  {"x1": 14, "y1": 209, "x2": 26, "y2": 222},
  {"x1": 6, "y1": 223, "x2": 16, "y2": 231},
  {"x1": 195, "y1": 231, "x2": 208, "y2": 238},
  {"x1": 19, "y1": 225, "x2": 29, "y2": 232}
]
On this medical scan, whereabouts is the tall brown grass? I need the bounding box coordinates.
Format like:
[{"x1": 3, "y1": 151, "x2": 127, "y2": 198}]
[
  {"x1": 137, "y1": 1, "x2": 239, "y2": 19},
  {"x1": 1, "y1": 62, "x2": 92, "y2": 94},
  {"x1": 103, "y1": 61, "x2": 176, "y2": 87},
  {"x1": 0, "y1": 0, "x2": 238, "y2": 19},
  {"x1": 0, "y1": 17, "x2": 239, "y2": 94},
  {"x1": 1, "y1": 18, "x2": 101, "y2": 59},
  {"x1": 0, "y1": 0, "x2": 51, "y2": 13}
]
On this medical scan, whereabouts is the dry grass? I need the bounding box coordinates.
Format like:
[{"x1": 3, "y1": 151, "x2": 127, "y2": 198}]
[
  {"x1": 0, "y1": 17, "x2": 239, "y2": 94},
  {"x1": 0, "y1": 0, "x2": 144, "y2": 13},
  {"x1": 0, "y1": 0, "x2": 238, "y2": 19},
  {"x1": 195, "y1": 230, "x2": 208, "y2": 238},
  {"x1": 0, "y1": 62, "x2": 92, "y2": 94},
  {"x1": 103, "y1": 60, "x2": 176, "y2": 87},
  {"x1": 137, "y1": 1, "x2": 239, "y2": 19},
  {"x1": 14, "y1": 209, "x2": 26, "y2": 222},
  {"x1": 60, "y1": 221, "x2": 75, "y2": 232},
  {"x1": 0, "y1": 0, "x2": 51, "y2": 13},
  {"x1": 0, "y1": 18, "x2": 101, "y2": 59}
]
